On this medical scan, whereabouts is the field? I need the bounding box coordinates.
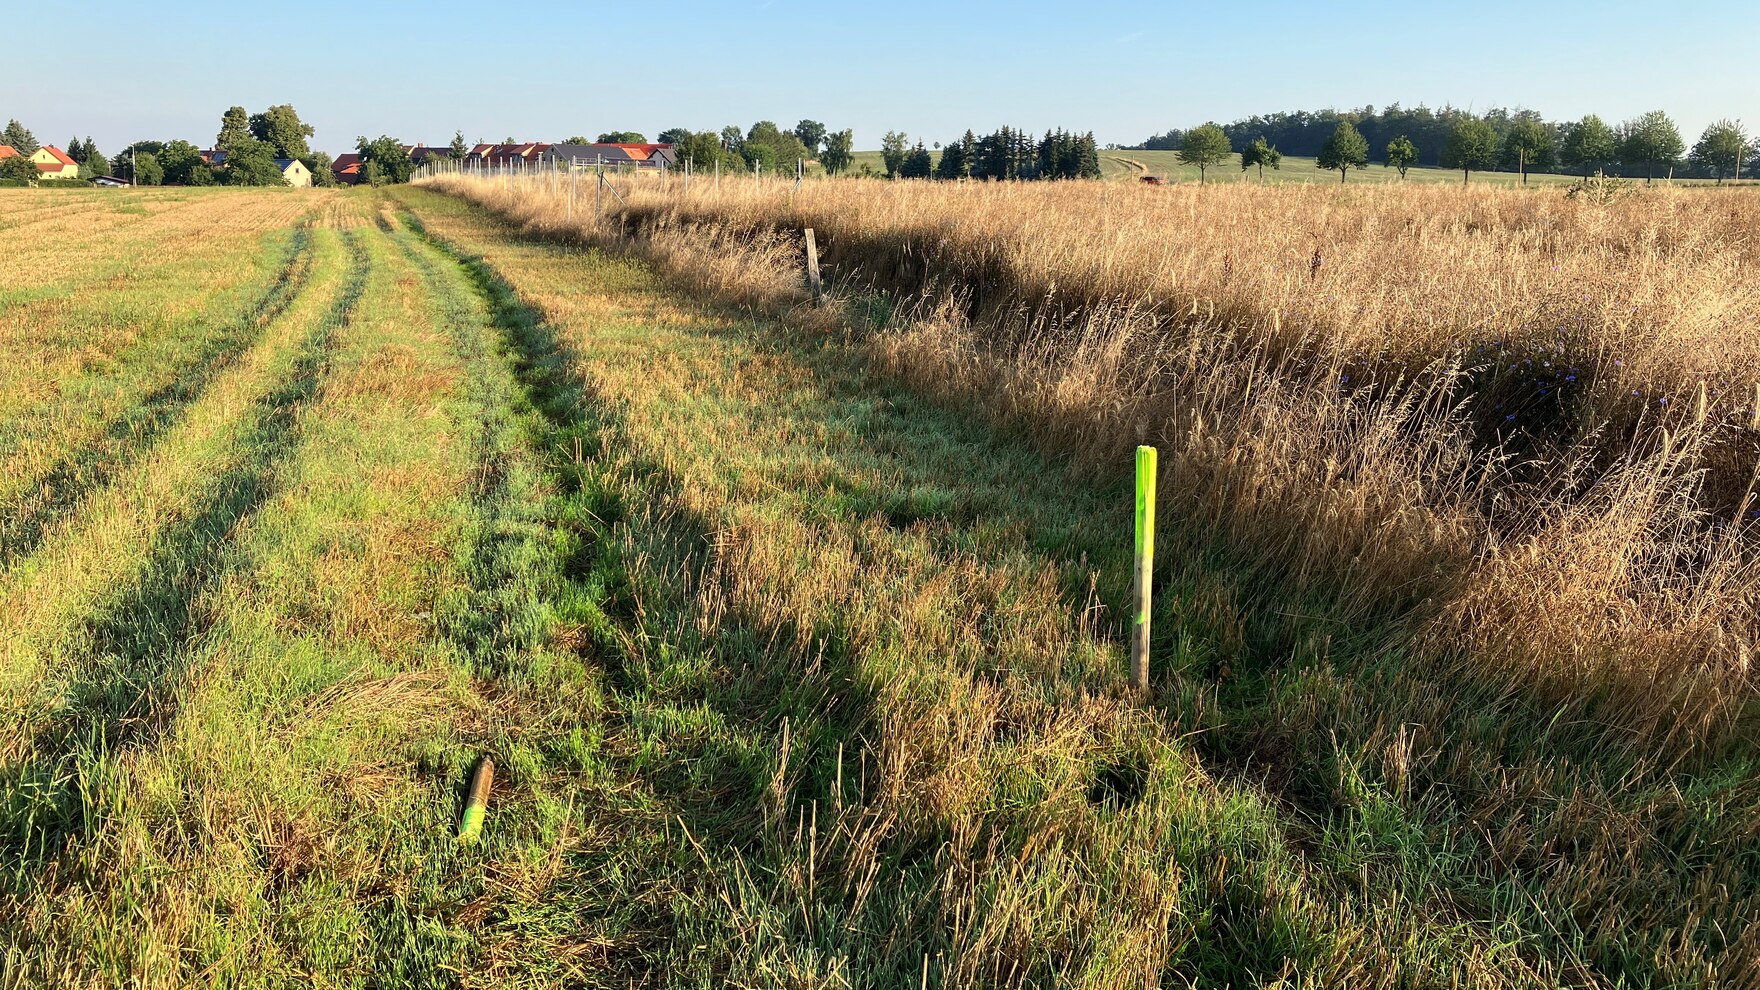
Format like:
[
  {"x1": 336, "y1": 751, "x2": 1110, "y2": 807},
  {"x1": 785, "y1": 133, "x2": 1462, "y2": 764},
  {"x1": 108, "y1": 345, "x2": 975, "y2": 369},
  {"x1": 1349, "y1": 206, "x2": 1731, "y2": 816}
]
[
  {"x1": 844, "y1": 147, "x2": 1740, "y2": 186},
  {"x1": 2, "y1": 173, "x2": 1758, "y2": 988}
]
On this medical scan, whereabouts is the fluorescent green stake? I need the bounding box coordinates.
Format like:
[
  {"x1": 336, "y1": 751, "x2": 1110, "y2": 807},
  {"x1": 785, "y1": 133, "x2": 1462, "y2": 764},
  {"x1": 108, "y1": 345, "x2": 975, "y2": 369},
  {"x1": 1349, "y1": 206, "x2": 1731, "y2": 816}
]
[
  {"x1": 1131, "y1": 445, "x2": 1158, "y2": 692},
  {"x1": 459, "y1": 757, "x2": 494, "y2": 843}
]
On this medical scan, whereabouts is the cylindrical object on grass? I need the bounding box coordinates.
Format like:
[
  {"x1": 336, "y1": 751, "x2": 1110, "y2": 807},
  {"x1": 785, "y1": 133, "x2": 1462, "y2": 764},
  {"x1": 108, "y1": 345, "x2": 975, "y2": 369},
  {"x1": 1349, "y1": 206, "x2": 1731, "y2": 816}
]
[
  {"x1": 1130, "y1": 445, "x2": 1157, "y2": 692},
  {"x1": 459, "y1": 757, "x2": 494, "y2": 842}
]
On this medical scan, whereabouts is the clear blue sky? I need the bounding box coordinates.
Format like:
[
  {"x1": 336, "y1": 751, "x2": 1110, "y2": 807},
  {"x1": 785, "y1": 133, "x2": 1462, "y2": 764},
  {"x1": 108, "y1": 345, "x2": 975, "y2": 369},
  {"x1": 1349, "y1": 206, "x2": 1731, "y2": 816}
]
[{"x1": 6, "y1": 0, "x2": 1756, "y2": 156}]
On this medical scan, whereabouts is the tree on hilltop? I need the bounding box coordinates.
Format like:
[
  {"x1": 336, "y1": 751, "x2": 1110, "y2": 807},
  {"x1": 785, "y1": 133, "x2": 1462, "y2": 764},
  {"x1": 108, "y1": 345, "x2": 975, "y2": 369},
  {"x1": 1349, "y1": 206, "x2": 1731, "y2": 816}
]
[
  {"x1": 1384, "y1": 135, "x2": 1417, "y2": 179},
  {"x1": 1240, "y1": 136, "x2": 1282, "y2": 181},
  {"x1": 597, "y1": 131, "x2": 647, "y2": 143},
  {"x1": 1177, "y1": 123, "x2": 1232, "y2": 183},
  {"x1": 657, "y1": 127, "x2": 692, "y2": 146},
  {"x1": 899, "y1": 141, "x2": 933, "y2": 178},
  {"x1": 1442, "y1": 117, "x2": 1499, "y2": 183},
  {"x1": 1317, "y1": 121, "x2": 1369, "y2": 182}
]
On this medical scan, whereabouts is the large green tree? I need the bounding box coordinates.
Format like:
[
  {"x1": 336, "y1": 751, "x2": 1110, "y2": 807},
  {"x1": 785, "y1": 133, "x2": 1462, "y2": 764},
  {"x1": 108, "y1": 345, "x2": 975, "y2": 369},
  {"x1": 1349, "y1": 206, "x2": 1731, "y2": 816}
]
[
  {"x1": 356, "y1": 135, "x2": 415, "y2": 185},
  {"x1": 301, "y1": 151, "x2": 337, "y2": 187},
  {"x1": 1442, "y1": 117, "x2": 1500, "y2": 183},
  {"x1": 1690, "y1": 119, "x2": 1749, "y2": 183},
  {"x1": 249, "y1": 104, "x2": 315, "y2": 159},
  {"x1": 1618, "y1": 110, "x2": 1684, "y2": 182},
  {"x1": 221, "y1": 138, "x2": 288, "y2": 186},
  {"x1": 1384, "y1": 135, "x2": 1417, "y2": 178},
  {"x1": 820, "y1": 129, "x2": 855, "y2": 176},
  {"x1": 2, "y1": 119, "x2": 38, "y2": 155},
  {"x1": 159, "y1": 140, "x2": 212, "y2": 185},
  {"x1": 1559, "y1": 115, "x2": 1615, "y2": 176},
  {"x1": 656, "y1": 127, "x2": 692, "y2": 146},
  {"x1": 1502, "y1": 116, "x2": 1554, "y2": 183},
  {"x1": 0, "y1": 154, "x2": 37, "y2": 183},
  {"x1": 1239, "y1": 136, "x2": 1281, "y2": 180},
  {"x1": 792, "y1": 120, "x2": 827, "y2": 155},
  {"x1": 1316, "y1": 121, "x2": 1369, "y2": 182},
  {"x1": 79, "y1": 140, "x2": 109, "y2": 180},
  {"x1": 880, "y1": 130, "x2": 909, "y2": 177},
  {"x1": 1177, "y1": 122, "x2": 1232, "y2": 183},
  {"x1": 217, "y1": 106, "x2": 251, "y2": 149},
  {"x1": 934, "y1": 135, "x2": 968, "y2": 179},
  {"x1": 597, "y1": 131, "x2": 647, "y2": 143}
]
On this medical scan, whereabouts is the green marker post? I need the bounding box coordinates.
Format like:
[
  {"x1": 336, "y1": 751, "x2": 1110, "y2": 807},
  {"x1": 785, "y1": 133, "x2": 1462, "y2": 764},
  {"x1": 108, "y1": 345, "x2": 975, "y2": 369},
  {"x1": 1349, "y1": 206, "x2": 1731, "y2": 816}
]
[{"x1": 1131, "y1": 445, "x2": 1157, "y2": 692}]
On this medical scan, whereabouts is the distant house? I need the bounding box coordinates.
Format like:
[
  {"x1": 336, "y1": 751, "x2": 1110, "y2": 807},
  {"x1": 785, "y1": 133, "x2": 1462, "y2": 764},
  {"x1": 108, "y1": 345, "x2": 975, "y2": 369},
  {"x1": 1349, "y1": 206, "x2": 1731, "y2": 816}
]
[
  {"x1": 466, "y1": 143, "x2": 552, "y2": 168},
  {"x1": 275, "y1": 159, "x2": 312, "y2": 187},
  {"x1": 537, "y1": 143, "x2": 678, "y2": 170},
  {"x1": 331, "y1": 153, "x2": 363, "y2": 185},
  {"x1": 30, "y1": 145, "x2": 80, "y2": 180}
]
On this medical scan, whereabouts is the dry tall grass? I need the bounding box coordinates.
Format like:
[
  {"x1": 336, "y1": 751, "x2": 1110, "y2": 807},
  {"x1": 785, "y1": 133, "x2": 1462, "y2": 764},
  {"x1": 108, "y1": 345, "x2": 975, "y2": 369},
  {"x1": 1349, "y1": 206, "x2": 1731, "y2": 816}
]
[{"x1": 422, "y1": 171, "x2": 1760, "y2": 764}]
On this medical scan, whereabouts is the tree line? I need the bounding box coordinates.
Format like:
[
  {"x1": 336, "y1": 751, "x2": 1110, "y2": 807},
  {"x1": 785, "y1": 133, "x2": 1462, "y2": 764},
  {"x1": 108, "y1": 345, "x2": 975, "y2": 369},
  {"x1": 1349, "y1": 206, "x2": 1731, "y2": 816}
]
[
  {"x1": 874, "y1": 127, "x2": 1103, "y2": 180},
  {"x1": 1136, "y1": 106, "x2": 1755, "y2": 183}
]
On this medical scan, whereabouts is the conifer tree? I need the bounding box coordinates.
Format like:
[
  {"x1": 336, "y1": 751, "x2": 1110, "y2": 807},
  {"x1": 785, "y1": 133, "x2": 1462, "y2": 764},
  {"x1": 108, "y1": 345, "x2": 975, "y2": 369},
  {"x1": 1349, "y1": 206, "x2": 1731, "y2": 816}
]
[
  {"x1": 2, "y1": 119, "x2": 38, "y2": 155},
  {"x1": 1077, "y1": 132, "x2": 1102, "y2": 179},
  {"x1": 899, "y1": 141, "x2": 933, "y2": 178},
  {"x1": 934, "y1": 136, "x2": 967, "y2": 179}
]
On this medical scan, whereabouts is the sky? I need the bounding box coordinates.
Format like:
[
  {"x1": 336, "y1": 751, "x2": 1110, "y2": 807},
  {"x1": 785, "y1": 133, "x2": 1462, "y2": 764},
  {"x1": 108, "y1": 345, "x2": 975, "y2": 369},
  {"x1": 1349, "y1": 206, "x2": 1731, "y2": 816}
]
[{"x1": 5, "y1": 0, "x2": 1757, "y2": 157}]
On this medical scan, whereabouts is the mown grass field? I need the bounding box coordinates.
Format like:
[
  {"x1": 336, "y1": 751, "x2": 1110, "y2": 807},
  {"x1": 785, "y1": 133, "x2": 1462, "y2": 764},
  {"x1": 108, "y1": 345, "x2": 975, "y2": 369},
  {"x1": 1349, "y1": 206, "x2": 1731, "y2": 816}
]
[{"x1": 4, "y1": 174, "x2": 1758, "y2": 988}]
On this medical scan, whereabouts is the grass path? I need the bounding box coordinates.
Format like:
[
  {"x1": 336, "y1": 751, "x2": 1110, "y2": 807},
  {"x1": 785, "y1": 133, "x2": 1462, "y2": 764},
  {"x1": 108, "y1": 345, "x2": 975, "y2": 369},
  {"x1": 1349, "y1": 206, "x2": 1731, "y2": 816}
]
[{"x1": 1, "y1": 184, "x2": 1750, "y2": 986}]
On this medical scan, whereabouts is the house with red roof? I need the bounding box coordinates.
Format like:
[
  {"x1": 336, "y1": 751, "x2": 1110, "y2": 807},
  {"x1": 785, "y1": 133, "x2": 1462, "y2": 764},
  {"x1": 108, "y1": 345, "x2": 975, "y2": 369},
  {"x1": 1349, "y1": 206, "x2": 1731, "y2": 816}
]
[
  {"x1": 537, "y1": 143, "x2": 678, "y2": 170},
  {"x1": 16, "y1": 145, "x2": 80, "y2": 180}
]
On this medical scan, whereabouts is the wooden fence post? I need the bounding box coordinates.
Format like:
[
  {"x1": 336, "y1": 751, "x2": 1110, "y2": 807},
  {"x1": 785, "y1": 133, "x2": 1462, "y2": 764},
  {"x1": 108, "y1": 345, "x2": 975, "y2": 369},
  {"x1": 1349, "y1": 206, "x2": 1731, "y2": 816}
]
[
  {"x1": 804, "y1": 227, "x2": 823, "y2": 304},
  {"x1": 1131, "y1": 445, "x2": 1158, "y2": 692}
]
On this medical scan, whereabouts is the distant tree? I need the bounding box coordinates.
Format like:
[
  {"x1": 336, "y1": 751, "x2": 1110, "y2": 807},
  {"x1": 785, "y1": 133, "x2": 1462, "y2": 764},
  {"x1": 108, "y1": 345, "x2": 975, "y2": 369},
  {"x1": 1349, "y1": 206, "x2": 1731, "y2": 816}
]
[
  {"x1": 1076, "y1": 131, "x2": 1102, "y2": 178},
  {"x1": 597, "y1": 131, "x2": 647, "y2": 144},
  {"x1": 1559, "y1": 115, "x2": 1615, "y2": 176},
  {"x1": 820, "y1": 129, "x2": 855, "y2": 175},
  {"x1": 675, "y1": 131, "x2": 736, "y2": 172},
  {"x1": 356, "y1": 135, "x2": 415, "y2": 184},
  {"x1": 899, "y1": 141, "x2": 933, "y2": 179},
  {"x1": 1501, "y1": 116, "x2": 1554, "y2": 183},
  {"x1": 1316, "y1": 122, "x2": 1369, "y2": 182},
  {"x1": 0, "y1": 154, "x2": 37, "y2": 183},
  {"x1": 217, "y1": 106, "x2": 251, "y2": 150},
  {"x1": 793, "y1": 120, "x2": 827, "y2": 155},
  {"x1": 1384, "y1": 135, "x2": 1417, "y2": 178},
  {"x1": 562, "y1": 136, "x2": 592, "y2": 145},
  {"x1": 719, "y1": 125, "x2": 744, "y2": 151},
  {"x1": 740, "y1": 140, "x2": 779, "y2": 174},
  {"x1": 132, "y1": 152, "x2": 164, "y2": 186},
  {"x1": 1617, "y1": 110, "x2": 1684, "y2": 182},
  {"x1": 222, "y1": 138, "x2": 288, "y2": 186},
  {"x1": 744, "y1": 121, "x2": 810, "y2": 170},
  {"x1": 80, "y1": 143, "x2": 110, "y2": 180},
  {"x1": 363, "y1": 160, "x2": 387, "y2": 187},
  {"x1": 1691, "y1": 120, "x2": 1749, "y2": 183},
  {"x1": 449, "y1": 131, "x2": 470, "y2": 158},
  {"x1": 302, "y1": 151, "x2": 337, "y2": 187},
  {"x1": 934, "y1": 135, "x2": 968, "y2": 179},
  {"x1": 880, "y1": 130, "x2": 909, "y2": 177},
  {"x1": 65, "y1": 137, "x2": 86, "y2": 163},
  {"x1": 1177, "y1": 122, "x2": 1232, "y2": 183},
  {"x1": 249, "y1": 104, "x2": 315, "y2": 159},
  {"x1": 1442, "y1": 117, "x2": 1500, "y2": 183},
  {"x1": 1139, "y1": 128, "x2": 1184, "y2": 151},
  {"x1": 1239, "y1": 136, "x2": 1282, "y2": 180},
  {"x1": 3, "y1": 119, "x2": 39, "y2": 155},
  {"x1": 656, "y1": 127, "x2": 692, "y2": 146},
  {"x1": 158, "y1": 140, "x2": 210, "y2": 185}
]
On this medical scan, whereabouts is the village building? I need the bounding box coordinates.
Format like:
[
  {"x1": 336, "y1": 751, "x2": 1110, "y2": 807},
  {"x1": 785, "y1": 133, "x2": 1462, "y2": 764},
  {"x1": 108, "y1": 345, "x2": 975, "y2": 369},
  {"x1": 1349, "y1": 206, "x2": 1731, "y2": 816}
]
[
  {"x1": 5, "y1": 145, "x2": 82, "y2": 180},
  {"x1": 538, "y1": 143, "x2": 678, "y2": 170}
]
